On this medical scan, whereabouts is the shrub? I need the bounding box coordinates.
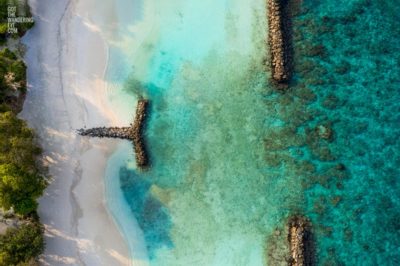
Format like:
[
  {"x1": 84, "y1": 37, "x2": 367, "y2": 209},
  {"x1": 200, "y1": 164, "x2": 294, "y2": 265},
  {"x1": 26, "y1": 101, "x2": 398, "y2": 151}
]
[
  {"x1": 0, "y1": 112, "x2": 46, "y2": 216},
  {"x1": 0, "y1": 222, "x2": 44, "y2": 266}
]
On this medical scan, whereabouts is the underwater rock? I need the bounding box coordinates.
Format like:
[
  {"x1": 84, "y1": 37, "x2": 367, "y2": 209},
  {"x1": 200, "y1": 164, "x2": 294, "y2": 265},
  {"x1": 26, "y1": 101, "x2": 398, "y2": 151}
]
[
  {"x1": 307, "y1": 45, "x2": 326, "y2": 58},
  {"x1": 322, "y1": 94, "x2": 339, "y2": 109},
  {"x1": 267, "y1": 0, "x2": 292, "y2": 86},
  {"x1": 335, "y1": 163, "x2": 346, "y2": 171},
  {"x1": 149, "y1": 185, "x2": 171, "y2": 206},
  {"x1": 315, "y1": 124, "x2": 333, "y2": 140},
  {"x1": 334, "y1": 61, "x2": 351, "y2": 75},
  {"x1": 288, "y1": 216, "x2": 314, "y2": 266},
  {"x1": 293, "y1": 86, "x2": 316, "y2": 103},
  {"x1": 266, "y1": 226, "x2": 291, "y2": 266},
  {"x1": 313, "y1": 146, "x2": 335, "y2": 161},
  {"x1": 344, "y1": 227, "x2": 353, "y2": 242},
  {"x1": 321, "y1": 226, "x2": 333, "y2": 237},
  {"x1": 330, "y1": 196, "x2": 342, "y2": 206}
]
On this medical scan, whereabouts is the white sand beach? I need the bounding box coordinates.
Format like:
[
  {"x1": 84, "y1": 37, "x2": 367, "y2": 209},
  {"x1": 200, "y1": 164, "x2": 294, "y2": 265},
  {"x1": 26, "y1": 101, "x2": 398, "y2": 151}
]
[{"x1": 20, "y1": 0, "x2": 139, "y2": 265}]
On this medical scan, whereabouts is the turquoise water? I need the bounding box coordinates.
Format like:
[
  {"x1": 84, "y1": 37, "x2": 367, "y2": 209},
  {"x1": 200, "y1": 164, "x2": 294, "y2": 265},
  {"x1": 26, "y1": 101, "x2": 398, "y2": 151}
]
[
  {"x1": 104, "y1": 0, "x2": 400, "y2": 265},
  {"x1": 290, "y1": 1, "x2": 400, "y2": 265}
]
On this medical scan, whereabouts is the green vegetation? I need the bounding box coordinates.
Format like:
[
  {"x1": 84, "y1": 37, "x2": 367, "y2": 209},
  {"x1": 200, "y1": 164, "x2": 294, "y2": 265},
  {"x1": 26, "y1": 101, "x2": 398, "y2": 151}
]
[
  {"x1": 0, "y1": 222, "x2": 43, "y2": 266},
  {"x1": 0, "y1": 48, "x2": 27, "y2": 109},
  {"x1": 0, "y1": 112, "x2": 45, "y2": 215},
  {"x1": 7, "y1": 55, "x2": 26, "y2": 82},
  {"x1": 0, "y1": 1, "x2": 45, "y2": 265},
  {"x1": 0, "y1": 52, "x2": 45, "y2": 264}
]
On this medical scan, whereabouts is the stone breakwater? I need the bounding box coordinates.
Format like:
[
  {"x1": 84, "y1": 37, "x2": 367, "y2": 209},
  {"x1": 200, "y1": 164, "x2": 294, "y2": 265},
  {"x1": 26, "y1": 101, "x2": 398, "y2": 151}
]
[
  {"x1": 131, "y1": 99, "x2": 149, "y2": 168},
  {"x1": 77, "y1": 126, "x2": 132, "y2": 139},
  {"x1": 267, "y1": 0, "x2": 291, "y2": 85},
  {"x1": 288, "y1": 216, "x2": 313, "y2": 266},
  {"x1": 77, "y1": 99, "x2": 150, "y2": 169}
]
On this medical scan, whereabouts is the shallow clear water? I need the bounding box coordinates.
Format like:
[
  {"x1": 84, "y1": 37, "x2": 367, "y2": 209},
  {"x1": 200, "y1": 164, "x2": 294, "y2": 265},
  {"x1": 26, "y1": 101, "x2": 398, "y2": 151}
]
[{"x1": 104, "y1": 0, "x2": 400, "y2": 265}]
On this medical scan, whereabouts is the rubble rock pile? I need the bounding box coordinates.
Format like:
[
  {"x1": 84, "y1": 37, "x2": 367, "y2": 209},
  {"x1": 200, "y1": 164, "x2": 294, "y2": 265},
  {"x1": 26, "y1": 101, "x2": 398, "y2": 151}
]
[
  {"x1": 130, "y1": 99, "x2": 149, "y2": 168},
  {"x1": 267, "y1": 0, "x2": 291, "y2": 85},
  {"x1": 77, "y1": 127, "x2": 131, "y2": 139},
  {"x1": 77, "y1": 99, "x2": 150, "y2": 169},
  {"x1": 288, "y1": 216, "x2": 314, "y2": 266}
]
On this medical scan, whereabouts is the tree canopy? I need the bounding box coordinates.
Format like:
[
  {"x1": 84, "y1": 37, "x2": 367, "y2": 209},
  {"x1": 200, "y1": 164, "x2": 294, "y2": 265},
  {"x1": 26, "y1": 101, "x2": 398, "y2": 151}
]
[
  {"x1": 0, "y1": 222, "x2": 44, "y2": 266},
  {"x1": 0, "y1": 2, "x2": 45, "y2": 265},
  {"x1": 0, "y1": 111, "x2": 46, "y2": 215}
]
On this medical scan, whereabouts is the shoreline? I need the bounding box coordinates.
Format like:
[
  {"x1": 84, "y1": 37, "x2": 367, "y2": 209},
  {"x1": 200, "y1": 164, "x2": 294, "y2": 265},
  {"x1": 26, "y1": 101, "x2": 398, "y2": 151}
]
[
  {"x1": 103, "y1": 143, "x2": 150, "y2": 266},
  {"x1": 20, "y1": 0, "x2": 134, "y2": 265}
]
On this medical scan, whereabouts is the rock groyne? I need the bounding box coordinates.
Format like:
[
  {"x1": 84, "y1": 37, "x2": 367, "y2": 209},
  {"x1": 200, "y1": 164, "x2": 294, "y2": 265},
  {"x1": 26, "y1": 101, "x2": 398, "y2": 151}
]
[
  {"x1": 131, "y1": 99, "x2": 149, "y2": 168},
  {"x1": 77, "y1": 99, "x2": 150, "y2": 169},
  {"x1": 288, "y1": 216, "x2": 313, "y2": 266},
  {"x1": 267, "y1": 0, "x2": 291, "y2": 85},
  {"x1": 77, "y1": 127, "x2": 132, "y2": 139}
]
